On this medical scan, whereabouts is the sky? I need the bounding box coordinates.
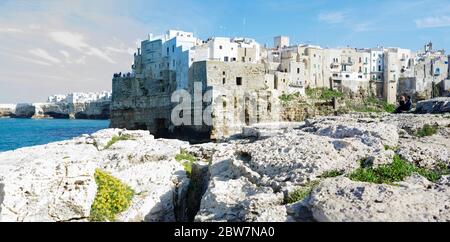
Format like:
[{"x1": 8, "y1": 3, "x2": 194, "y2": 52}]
[{"x1": 1, "y1": 0, "x2": 450, "y2": 103}]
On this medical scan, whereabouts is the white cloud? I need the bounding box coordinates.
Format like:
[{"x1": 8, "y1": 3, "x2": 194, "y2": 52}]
[
  {"x1": 318, "y1": 11, "x2": 347, "y2": 24},
  {"x1": 104, "y1": 46, "x2": 136, "y2": 55},
  {"x1": 49, "y1": 31, "x2": 116, "y2": 63},
  {"x1": 75, "y1": 56, "x2": 87, "y2": 64},
  {"x1": 0, "y1": 27, "x2": 24, "y2": 33},
  {"x1": 353, "y1": 22, "x2": 376, "y2": 32},
  {"x1": 416, "y1": 16, "x2": 450, "y2": 28},
  {"x1": 15, "y1": 55, "x2": 52, "y2": 66},
  {"x1": 59, "y1": 50, "x2": 70, "y2": 59},
  {"x1": 29, "y1": 48, "x2": 61, "y2": 64},
  {"x1": 59, "y1": 50, "x2": 73, "y2": 64}
]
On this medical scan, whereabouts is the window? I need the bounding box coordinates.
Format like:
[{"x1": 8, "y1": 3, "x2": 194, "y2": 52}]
[
  {"x1": 172, "y1": 45, "x2": 175, "y2": 52},
  {"x1": 234, "y1": 97, "x2": 238, "y2": 109},
  {"x1": 223, "y1": 71, "x2": 226, "y2": 75},
  {"x1": 359, "y1": 66, "x2": 362, "y2": 72},
  {"x1": 231, "y1": 57, "x2": 236, "y2": 62},
  {"x1": 378, "y1": 65, "x2": 382, "y2": 71},
  {"x1": 219, "y1": 45, "x2": 223, "y2": 50},
  {"x1": 242, "y1": 57, "x2": 245, "y2": 62},
  {"x1": 359, "y1": 57, "x2": 362, "y2": 63},
  {"x1": 236, "y1": 77, "x2": 242, "y2": 86},
  {"x1": 224, "y1": 56, "x2": 229, "y2": 62},
  {"x1": 223, "y1": 78, "x2": 226, "y2": 84},
  {"x1": 358, "y1": 75, "x2": 363, "y2": 79},
  {"x1": 166, "y1": 47, "x2": 169, "y2": 55},
  {"x1": 297, "y1": 68, "x2": 300, "y2": 74},
  {"x1": 249, "y1": 58, "x2": 252, "y2": 62},
  {"x1": 173, "y1": 60, "x2": 175, "y2": 67},
  {"x1": 284, "y1": 69, "x2": 287, "y2": 73},
  {"x1": 345, "y1": 74, "x2": 350, "y2": 78}
]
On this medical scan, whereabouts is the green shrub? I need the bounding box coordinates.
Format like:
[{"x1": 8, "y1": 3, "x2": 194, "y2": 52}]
[
  {"x1": 319, "y1": 170, "x2": 344, "y2": 178},
  {"x1": 350, "y1": 155, "x2": 450, "y2": 184},
  {"x1": 320, "y1": 88, "x2": 343, "y2": 100},
  {"x1": 279, "y1": 93, "x2": 300, "y2": 102},
  {"x1": 350, "y1": 155, "x2": 417, "y2": 184},
  {"x1": 416, "y1": 124, "x2": 439, "y2": 137},
  {"x1": 306, "y1": 88, "x2": 343, "y2": 100},
  {"x1": 90, "y1": 169, "x2": 134, "y2": 221},
  {"x1": 347, "y1": 97, "x2": 396, "y2": 113},
  {"x1": 285, "y1": 180, "x2": 320, "y2": 204},
  {"x1": 175, "y1": 149, "x2": 196, "y2": 176},
  {"x1": 104, "y1": 134, "x2": 133, "y2": 149}
]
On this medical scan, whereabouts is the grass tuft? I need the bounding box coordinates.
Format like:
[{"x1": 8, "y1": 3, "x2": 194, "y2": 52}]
[
  {"x1": 175, "y1": 149, "x2": 196, "y2": 176},
  {"x1": 350, "y1": 155, "x2": 450, "y2": 184},
  {"x1": 285, "y1": 180, "x2": 321, "y2": 204},
  {"x1": 104, "y1": 134, "x2": 133, "y2": 149},
  {"x1": 319, "y1": 170, "x2": 344, "y2": 178},
  {"x1": 416, "y1": 124, "x2": 439, "y2": 137}
]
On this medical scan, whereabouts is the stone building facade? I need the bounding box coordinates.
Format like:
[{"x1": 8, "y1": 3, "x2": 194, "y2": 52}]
[
  {"x1": 111, "y1": 30, "x2": 449, "y2": 141},
  {"x1": 111, "y1": 30, "x2": 291, "y2": 141}
]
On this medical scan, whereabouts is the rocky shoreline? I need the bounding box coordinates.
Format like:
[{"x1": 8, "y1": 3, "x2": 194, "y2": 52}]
[{"x1": 0, "y1": 113, "x2": 449, "y2": 222}]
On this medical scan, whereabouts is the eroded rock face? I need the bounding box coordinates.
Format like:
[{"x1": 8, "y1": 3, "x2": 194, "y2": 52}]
[
  {"x1": 195, "y1": 113, "x2": 450, "y2": 222},
  {"x1": 0, "y1": 129, "x2": 189, "y2": 222}
]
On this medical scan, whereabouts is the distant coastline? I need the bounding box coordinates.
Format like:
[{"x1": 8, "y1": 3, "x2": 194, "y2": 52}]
[{"x1": 0, "y1": 91, "x2": 111, "y2": 120}]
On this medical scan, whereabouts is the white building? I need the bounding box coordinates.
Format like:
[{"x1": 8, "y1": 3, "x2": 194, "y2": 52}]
[{"x1": 47, "y1": 91, "x2": 111, "y2": 104}]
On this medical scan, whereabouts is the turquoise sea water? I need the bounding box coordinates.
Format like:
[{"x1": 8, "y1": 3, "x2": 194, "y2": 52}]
[{"x1": 0, "y1": 118, "x2": 110, "y2": 152}]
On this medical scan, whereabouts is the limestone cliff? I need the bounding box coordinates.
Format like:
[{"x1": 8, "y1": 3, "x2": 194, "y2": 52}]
[{"x1": 1, "y1": 113, "x2": 450, "y2": 222}]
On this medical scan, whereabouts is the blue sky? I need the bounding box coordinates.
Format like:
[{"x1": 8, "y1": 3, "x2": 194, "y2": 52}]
[{"x1": 1, "y1": 0, "x2": 450, "y2": 102}]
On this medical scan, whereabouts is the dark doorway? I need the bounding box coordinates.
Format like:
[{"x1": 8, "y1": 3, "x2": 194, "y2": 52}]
[{"x1": 154, "y1": 118, "x2": 169, "y2": 138}]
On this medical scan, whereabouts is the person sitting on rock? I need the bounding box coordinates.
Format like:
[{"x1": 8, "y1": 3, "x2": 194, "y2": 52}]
[
  {"x1": 405, "y1": 96, "x2": 412, "y2": 111},
  {"x1": 395, "y1": 95, "x2": 412, "y2": 113}
]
